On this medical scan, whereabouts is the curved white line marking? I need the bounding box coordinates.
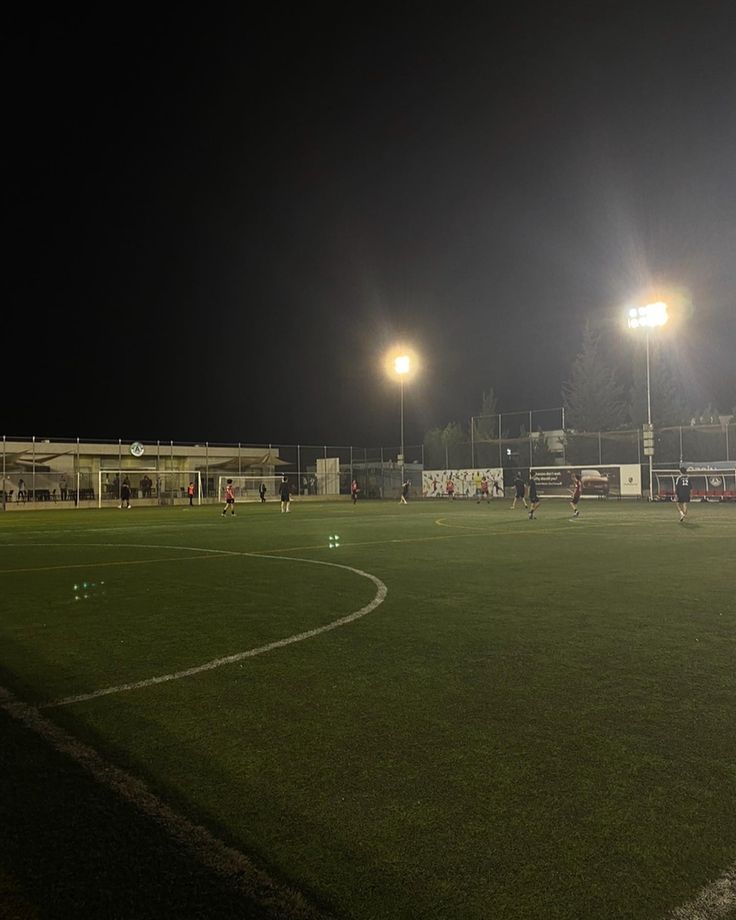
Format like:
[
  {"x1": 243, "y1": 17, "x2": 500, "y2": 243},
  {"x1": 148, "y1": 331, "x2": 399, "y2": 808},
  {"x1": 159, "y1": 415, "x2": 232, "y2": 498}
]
[
  {"x1": 666, "y1": 864, "x2": 736, "y2": 919},
  {"x1": 44, "y1": 552, "x2": 387, "y2": 709}
]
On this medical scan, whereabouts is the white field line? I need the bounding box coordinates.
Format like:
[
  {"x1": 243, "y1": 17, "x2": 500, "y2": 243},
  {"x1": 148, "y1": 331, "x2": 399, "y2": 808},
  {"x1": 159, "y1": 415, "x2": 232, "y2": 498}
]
[
  {"x1": 665, "y1": 863, "x2": 736, "y2": 919},
  {"x1": 43, "y1": 552, "x2": 387, "y2": 709},
  {"x1": 0, "y1": 686, "x2": 333, "y2": 920}
]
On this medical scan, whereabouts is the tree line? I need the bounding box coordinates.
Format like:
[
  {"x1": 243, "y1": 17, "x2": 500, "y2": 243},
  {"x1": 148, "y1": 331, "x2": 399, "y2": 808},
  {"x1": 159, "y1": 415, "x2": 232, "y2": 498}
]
[{"x1": 423, "y1": 321, "x2": 734, "y2": 469}]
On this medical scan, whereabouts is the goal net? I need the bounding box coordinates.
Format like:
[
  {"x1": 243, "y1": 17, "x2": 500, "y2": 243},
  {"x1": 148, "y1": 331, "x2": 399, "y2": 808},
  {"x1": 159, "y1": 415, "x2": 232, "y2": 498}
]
[
  {"x1": 217, "y1": 475, "x2": 285, "y2": 502},
  {"x1": 98, "y1": 470, "x2": 203, "y2": 506}
]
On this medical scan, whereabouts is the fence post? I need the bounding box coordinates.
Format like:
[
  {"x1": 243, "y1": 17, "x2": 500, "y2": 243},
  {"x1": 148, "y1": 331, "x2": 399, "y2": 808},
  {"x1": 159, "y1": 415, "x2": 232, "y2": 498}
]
[
  {"x1": 598, "y1": 431, "x2": 602, "y2": 465},
  {"x1": 297, "y1": 444, "x2": 301, "y2": 493}
]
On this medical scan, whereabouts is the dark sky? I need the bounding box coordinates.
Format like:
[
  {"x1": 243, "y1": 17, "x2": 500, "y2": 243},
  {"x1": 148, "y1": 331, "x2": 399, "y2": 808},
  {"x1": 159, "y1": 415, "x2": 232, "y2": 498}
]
[{"x1": 6, "y1": 3, "x2": 736, "y2": 447}]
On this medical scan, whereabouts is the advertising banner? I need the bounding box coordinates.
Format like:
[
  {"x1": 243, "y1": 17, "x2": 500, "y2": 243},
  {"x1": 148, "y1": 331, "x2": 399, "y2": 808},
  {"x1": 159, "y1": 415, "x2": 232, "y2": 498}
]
[
  {"x1": 530, "y1": 465, "x2": 641, "y2": 498},
  {"x1": 423, "y1": 469, "x2": 504, "y2": 499}
]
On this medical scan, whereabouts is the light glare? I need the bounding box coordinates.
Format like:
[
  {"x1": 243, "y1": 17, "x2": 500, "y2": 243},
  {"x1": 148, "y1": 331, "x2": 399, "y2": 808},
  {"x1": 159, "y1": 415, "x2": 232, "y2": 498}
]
[
  {"x1": 627, "y1": 302, "x2": 668, "y2": 330},
  {"x1": 394, "y1": 355, "x2": 410, "y2": 376}
]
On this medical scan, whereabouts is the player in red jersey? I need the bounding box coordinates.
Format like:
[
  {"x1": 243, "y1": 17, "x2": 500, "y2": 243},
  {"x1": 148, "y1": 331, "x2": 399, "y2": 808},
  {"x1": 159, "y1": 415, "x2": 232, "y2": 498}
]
[{"x1": 221, "y1": 478, "x2": 236, "y2": 516}]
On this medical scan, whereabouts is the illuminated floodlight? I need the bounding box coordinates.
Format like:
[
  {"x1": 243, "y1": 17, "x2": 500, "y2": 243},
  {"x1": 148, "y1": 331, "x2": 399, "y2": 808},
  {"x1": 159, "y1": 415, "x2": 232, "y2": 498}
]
[
  {"x1": 383, "y1": 344, "x2": 420, "y2": 485},
  {"x1": 627, "y1": 302, "x2": 668, "y2": 330},
  {"x1": 624, "y1": 300, "x2": 669, "y2": 502},
  {"x1": 394, "y1": 355, "x2": 411, "y2": 376}
]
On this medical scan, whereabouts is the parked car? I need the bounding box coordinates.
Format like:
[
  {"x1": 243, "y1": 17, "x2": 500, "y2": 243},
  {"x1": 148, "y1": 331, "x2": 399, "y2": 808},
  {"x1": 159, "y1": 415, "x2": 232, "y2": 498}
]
[{"x1": 580, "y1": 469, "x2": 609, "y2": 495}]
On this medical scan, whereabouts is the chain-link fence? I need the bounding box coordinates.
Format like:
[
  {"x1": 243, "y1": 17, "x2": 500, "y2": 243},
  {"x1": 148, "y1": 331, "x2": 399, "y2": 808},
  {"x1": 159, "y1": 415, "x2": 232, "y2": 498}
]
[
  {"x1": 2, "y1": 421, "x2": 733, "y2": 509},
  {"x1": 1, "y1": 436, "x2": 425, "y2": 508}
]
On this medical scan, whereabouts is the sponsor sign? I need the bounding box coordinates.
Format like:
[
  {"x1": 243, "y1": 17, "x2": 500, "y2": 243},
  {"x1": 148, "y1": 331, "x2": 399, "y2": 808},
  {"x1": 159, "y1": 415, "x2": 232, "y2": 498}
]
[
  {"x1": 530, "y1": 465, "x2": 641, "y2": 498},
  {"x1": 423, "y1": 468, "x2": 504, "y2": 498}
]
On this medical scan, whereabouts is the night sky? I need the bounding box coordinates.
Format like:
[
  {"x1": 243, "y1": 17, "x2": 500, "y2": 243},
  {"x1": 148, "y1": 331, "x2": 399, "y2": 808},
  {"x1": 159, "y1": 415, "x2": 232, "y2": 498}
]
[{"x1": 7, "y1": 3, "x2": 736, "y2": 447}]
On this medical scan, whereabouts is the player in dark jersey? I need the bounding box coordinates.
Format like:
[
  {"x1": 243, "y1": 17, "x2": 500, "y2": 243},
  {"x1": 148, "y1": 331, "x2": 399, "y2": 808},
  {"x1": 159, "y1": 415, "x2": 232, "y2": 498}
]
[
  {"x1": 569, "y1": 472, "x2": 582, "y2": 518},
  {"x1": 528, "y1": 471, "x2": 540, "y2": 519},
  {"x1": 400, "y1": 479, "x2": 410, "y2": 504},
  {"x1": 511, "y1": 474, "x2": 528, "y2": 510},
  {"x1": 280, "y1": 476, "x2": 291, "y2": 513},
  {"x1": 674, "y1": 467, "x2": 691, "y2": 522},
  {"x1": 351, "y1": 479, "x2": 360, "y2": 504}
]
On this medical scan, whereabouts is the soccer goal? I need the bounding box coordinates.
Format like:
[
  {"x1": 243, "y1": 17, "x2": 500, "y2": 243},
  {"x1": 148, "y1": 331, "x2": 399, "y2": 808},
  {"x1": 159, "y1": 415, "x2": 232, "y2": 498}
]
[
  {"x1": 217, "y1": 475, "x2": 284, "y2": 502},
  {"x1": 98, "y1": 470, "x2": 203, "y2": 506}
]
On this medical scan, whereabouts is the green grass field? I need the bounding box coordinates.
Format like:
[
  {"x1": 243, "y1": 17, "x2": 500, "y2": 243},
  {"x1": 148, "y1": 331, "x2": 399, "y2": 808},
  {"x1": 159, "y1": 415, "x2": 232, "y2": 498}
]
[{"x1": 1, "y1": 497, "x2": 735, "y2": 920}]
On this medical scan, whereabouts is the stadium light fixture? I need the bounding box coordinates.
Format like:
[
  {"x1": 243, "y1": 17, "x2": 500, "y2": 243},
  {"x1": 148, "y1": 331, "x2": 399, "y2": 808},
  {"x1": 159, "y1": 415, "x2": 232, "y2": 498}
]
[
  {"x1": 384, "y1": 346, "x2": 419, "y2": 485},
  {"x1": 395, "y1": 354, "x2": 410, "y2": 483},
  {"x1": 627, "y1": 302, "x2": 669, "y2": 500}
]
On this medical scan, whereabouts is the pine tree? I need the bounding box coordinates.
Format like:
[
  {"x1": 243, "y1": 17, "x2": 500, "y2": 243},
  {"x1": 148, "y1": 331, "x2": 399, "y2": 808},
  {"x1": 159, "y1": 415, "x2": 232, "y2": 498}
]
[
  {"x1": 473, "y1": 388, "x2": 499, "y2": 440},
  {"x1": 562, "y1": 321, "x2": 626, "y2": 432},
  {"x1": 628, "y1": 340, "x2": 690, "y2": 427}
]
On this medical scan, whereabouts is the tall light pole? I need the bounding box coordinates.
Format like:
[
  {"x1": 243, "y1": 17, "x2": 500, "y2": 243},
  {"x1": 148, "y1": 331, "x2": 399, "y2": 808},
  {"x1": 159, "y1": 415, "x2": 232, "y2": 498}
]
[
  {"x1": 627, "y1": 302, "x2": 668, "y2": 500},
  {"x1": 394, "y1": 354, "x2": 410, "y2": 483}
]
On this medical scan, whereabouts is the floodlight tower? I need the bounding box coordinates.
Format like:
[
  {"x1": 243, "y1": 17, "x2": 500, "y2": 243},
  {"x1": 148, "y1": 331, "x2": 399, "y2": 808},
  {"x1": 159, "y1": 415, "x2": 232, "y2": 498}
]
[
  {"x1": 627, "y1": 301, "x2": 669, "y2": 500},
  {"x1": 394, "y1": 354, "x2": 411, "y2": 482}
]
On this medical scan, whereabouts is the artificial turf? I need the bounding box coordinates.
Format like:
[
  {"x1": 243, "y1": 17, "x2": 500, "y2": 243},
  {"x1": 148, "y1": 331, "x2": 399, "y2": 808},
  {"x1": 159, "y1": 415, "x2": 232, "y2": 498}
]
[{"x1": 1, "y1": 498, "x2": 734, "y2": 919}]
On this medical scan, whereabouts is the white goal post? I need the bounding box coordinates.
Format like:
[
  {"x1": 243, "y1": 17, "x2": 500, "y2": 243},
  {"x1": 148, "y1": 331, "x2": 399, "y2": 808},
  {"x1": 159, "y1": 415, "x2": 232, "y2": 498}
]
[
  {"x1": 217, "y1": 475, "x2": 285, "y2": 502},
  {"x1": 98, "y1": 469, "x2": 203, "y2": 506}
]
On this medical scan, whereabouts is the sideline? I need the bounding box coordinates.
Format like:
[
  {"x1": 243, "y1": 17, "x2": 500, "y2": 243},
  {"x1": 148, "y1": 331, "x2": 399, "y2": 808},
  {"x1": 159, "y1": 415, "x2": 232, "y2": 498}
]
[{"x1": 0, "y1": 686, "x2": 333, "y2": 920}]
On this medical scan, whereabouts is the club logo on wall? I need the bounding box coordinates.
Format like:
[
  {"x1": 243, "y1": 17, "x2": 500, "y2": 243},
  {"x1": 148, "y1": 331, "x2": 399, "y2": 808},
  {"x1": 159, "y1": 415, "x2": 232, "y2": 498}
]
[{"x1": 129, "y1": 441, "x2": 145, "y2": 458}]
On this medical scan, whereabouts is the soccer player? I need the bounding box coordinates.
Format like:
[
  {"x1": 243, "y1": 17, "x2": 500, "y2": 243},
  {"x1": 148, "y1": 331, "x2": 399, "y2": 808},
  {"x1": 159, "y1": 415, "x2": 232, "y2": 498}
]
[
  {"x1": 351, "y1": 479, "x2": 360, "y2": 504},
  {"x1": 511, "y1": 474, "x2": 528, "y2": 510},
  {"x1": 259, "y1": 481, "x2": 267, "y2": 502},
  {"x1": 119, "y1": 477, "x2": 132, "y2": 509},
  {"x1": 187, "y1": 481, "x2": 195, "y2": 506},
  {"x1": 569, "y1": 472, "x2": 582, "y2": 517},
  {"x1": 528, "y1": 471, "x2": 540, "y2": 519},
  {"x1": 446, "y1": 478, "x2": 455, "y2": 500},
  {"x1": 675, "y1": 466, "x2": 691, "y2": 522},
  {"x1": 400, "y1": 479, "x2": 410, "y2": 504},
  {"x1": 477, "y1": 476, "x2": 490, "y2": 503},
  {"x1": 280, "y1": 476, "x2": 291, "y2": 513},
  {"x1": 222, "y1": 478, "x2": 236, "y2": 516}
]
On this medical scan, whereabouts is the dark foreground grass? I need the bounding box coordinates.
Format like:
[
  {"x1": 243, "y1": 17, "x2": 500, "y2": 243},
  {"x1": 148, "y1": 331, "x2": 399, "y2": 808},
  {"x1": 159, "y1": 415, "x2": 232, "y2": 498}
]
[{"x1": 1, "y1": 498, "x2": 735, "y2": 919}]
